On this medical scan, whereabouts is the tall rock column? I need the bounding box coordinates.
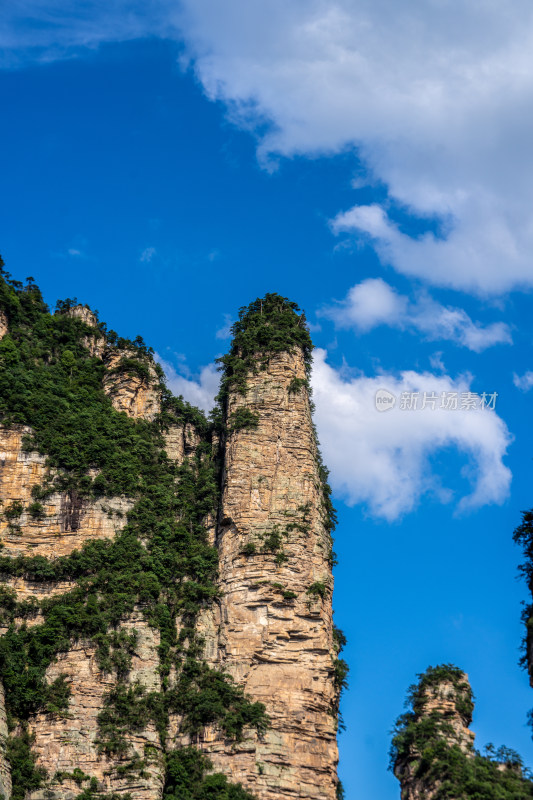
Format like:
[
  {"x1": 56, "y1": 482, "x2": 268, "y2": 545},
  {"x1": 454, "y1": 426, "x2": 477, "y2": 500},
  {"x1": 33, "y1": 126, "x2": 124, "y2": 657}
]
[
  {"x1": 206, "y1": 312, "x2": 339, "y2": 800},
  {"x1": 392, "y1": 665, "x2": 533, "y2": 798},
  {"x1": 392, "y1": 666, "x2": 475, "y2": 800}
]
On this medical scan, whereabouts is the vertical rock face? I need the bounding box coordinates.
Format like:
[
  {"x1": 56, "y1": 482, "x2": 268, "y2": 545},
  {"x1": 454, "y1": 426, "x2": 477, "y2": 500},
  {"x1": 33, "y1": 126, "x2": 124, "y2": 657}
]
[
  {"x1": 163, "y1": 423, "x2": 201, "y2": 466},
  {"x1": 102, "y1": 352, "x2": 161, "y2": 421},
  {"x1": 0, "y1": 426, "x2": 133, "y2": 558},
  {"x1": 201, "y1": 349, "x2": 339, "y2": 800},
  {"x1": 27, "y1": 612, "x2": 164, "y2": 800}
]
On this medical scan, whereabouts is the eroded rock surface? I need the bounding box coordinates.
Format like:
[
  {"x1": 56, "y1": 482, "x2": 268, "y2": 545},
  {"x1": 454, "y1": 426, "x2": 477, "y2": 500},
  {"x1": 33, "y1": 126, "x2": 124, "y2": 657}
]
[
  {"x1": 190, "y1": 350, "x2": 339, "y2": 800},
  {"x1": 0, "y1": 426, "x2": 132, "y2": 558},
  {"x1": 27, "y1": 611, "x2": 164, "y2": 800},
  {"x1": 0, "y1": 682, "x2": 11, "y2": 800},
  {"x1": 103, "y1": 352, "x2": 160, "y2": 421}
]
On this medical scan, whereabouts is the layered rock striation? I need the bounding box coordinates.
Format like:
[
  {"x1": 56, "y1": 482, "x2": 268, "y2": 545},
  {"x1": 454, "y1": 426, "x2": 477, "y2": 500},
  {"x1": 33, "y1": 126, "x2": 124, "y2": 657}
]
[{"x1": 192, "y1": 347, "x2": 339, "y2": 799}]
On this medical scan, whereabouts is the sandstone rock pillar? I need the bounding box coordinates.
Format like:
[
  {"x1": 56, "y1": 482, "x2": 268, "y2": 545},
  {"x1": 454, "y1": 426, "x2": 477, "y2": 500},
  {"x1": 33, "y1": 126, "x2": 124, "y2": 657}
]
[{"x1": 209, "y1": 348, "x2": 339, "y2": 800}]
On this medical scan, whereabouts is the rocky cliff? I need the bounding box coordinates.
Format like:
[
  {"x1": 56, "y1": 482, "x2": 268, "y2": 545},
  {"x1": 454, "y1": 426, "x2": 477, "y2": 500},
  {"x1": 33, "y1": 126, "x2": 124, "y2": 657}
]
[
  {"x1": 392, "y1": 665, "x2": 533, "y2": 799},
  {"x1": 0, "y1": 272, "x2": 343, "y2": 800}
]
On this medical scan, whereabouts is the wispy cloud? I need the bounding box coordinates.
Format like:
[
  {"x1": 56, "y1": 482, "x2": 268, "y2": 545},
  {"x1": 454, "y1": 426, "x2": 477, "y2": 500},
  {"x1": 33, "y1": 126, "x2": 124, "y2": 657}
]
[
  {"x1": 215, "y1": 313, "x2": 234, "y2": 340},
  {"x1": 513, "y1": 371, "x2": 533, "y2": 393},
  {"x1": 0, "y1": 1, "x2": 177, "y2": 67},
  {"x1": 140, "y1": 246, "x2": 156, "y2": 264},
  {"x1": 321, "y1": 278, "x2": 512, "y2": 352},
  {"x1": 53, "y1": 242, "x2": 89, "y2": 260}
]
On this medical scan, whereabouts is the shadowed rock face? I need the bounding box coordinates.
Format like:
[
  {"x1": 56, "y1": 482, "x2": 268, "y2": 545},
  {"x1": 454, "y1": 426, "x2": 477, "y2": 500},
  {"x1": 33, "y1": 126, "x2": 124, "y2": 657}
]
[{"x1": 0, "y1": 683, "x2": 11, "y2": 800}]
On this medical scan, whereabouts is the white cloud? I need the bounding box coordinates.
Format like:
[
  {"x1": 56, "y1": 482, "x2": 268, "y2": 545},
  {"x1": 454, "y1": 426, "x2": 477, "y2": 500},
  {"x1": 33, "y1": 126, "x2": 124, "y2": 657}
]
[
  {"x1": 140, "y1": 247, "x2": 156, "y2": 263},
  {"x1": 513, "y1": 370, "x2": 533, "y2": 392},
  {"x1": 322, "y1": 278, "x2": 512, "y2": 351},
  {"x1": 7, "y1": 3, "x2": 533, "y2": 293},
  {"x1": 311, "y1": 349, "x2": 512, "y2": 520},
  {"x1": 175, "y1": 0, "x2": 533, "y2": 294},
  {"x1": 429, "y1": 352, "x2": 446, "y2": 373},
  {"x1": 155, "y1": 354, "x2": 219, "y2": 413},
  {"x1": 323, "y1": 278, "x2": 407, "y2": 331}
]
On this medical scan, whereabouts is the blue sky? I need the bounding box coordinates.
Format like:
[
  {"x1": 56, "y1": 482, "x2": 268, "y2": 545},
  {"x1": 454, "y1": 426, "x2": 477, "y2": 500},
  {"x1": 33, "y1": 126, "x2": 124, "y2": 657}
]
[{"x1": 2, "y1": 4, "x2": 533, "y2": 798}]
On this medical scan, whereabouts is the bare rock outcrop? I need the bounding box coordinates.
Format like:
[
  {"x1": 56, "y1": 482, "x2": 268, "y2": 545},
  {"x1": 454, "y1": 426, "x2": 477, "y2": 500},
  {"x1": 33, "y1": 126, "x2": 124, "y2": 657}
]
[
  {"x1": 163, "y1": 423, "x2": 200, "y2": 464},
  {"x1": 66, "y1": 305, "x2": 105, "y2": 358},
  {"x1": 27, "y1": 611, "x2": 164, "y2": 800},
  {"x1": 103, "y1": 352, "x2": 161, "y2": 421},
  {"x1": 0, "y1": 426, "x2": 132, "y2": 559}
]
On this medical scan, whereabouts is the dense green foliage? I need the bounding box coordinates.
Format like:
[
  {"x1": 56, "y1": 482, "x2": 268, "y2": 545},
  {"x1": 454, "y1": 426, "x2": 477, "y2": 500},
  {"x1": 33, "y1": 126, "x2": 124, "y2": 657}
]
[
  {"x1": 391, "y1": 665, "x2": 533, "y2": 799},
  {"x1": 513, "y1": 509, "x2": 533, "y2": 672},
  {"x1": 228, "y1": 408, "x2": 260, "y2": 432},
  {"x1": 288, "y1": 377, "x2": 308, "y2": 394},
  {"x1": 307, "y1": 581, "x2": 327, "y2": 599},
  {"x1": 6, "y1": 729, "x2": 46, "y2": 800},
  {"x1": 513, "y1": 509, "x2": 533, "y2": 586},
  {"x1": 164, "y1": 747, "x2": 256, "y2": 800},
  {"x1": 216, "y1": 293, "x2": 313, "y2": 401},
  {"x1": 0, "y1": 265, "x2": 266, "y2": 796}
]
